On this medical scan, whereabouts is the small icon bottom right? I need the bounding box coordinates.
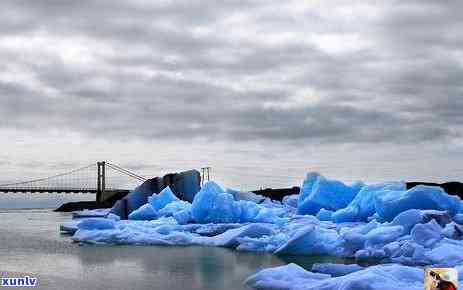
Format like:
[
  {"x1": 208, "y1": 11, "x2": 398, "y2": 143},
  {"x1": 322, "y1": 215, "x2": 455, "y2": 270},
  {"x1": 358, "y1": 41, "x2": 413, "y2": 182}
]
[{"x1": 425, "y1": 268, "x2": 458, "y2": 290}]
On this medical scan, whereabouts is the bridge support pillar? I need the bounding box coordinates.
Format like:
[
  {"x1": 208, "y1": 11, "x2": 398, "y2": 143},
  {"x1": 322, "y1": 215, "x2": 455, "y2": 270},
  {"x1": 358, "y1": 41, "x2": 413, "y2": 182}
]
[{"x1": 97, "y1": 161, "x2": 106, "y2": 203}]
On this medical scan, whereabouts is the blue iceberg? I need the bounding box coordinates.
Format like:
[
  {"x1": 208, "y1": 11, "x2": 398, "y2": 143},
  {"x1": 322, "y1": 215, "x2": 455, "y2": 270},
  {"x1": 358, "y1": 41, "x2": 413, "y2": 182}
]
[
  {"x1": 332, "y1": 182, "x2": 405, "y2": 223},
  {"x1": 191, "y1": 181, "x2": 285, "y2": 224},
  {"x1": 297, "y1": 173, "x2": 363, "y2": 215},
  {"x1": 149, "y1": 186, "x2": 180, "y2": 211},
  {"x1": 128, "y1": 204, "x2": 158, "y2": 220},
  {"x1": 374, "y1": 185, "x2": 461, "y2": 222},
  {"x1": 275, "y1": 225, "x2": 342, "y2": 256}
]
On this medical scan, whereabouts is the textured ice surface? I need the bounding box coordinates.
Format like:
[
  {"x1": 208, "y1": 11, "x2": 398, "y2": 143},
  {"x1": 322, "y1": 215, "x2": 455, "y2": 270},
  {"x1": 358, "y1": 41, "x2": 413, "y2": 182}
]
[
  {"x1": 191, "y1": 181, "x2": 286, "y2": 224},
  {"x1": 316, "y1": 208, "x2": 333, "y2": 221},
  {"x1": 425, "y1": 242, "x2": 463, "y2": 266},
  {"x1": 211, "y1": 223, "x2": 276, "y2": 247},
  {"x1": 282, "y1": 194, "x2": 298, "y2": 209},
  {"x1": 77, "y1": 218, "x2": 116, "y2": 230},
  {"x1": 128, "y1": 204, "x2": 158, "y2": 220},
  {"x1": 275, "y1": 225, "x2": 342, "y2": 256},
  {"x1": 68, "y1": 175, "x2": 463, "y2": 290},
  {"x1": 72, "y1": 208, "x2": 110, "y2": 218},
  {"x1": 410, "y1": 219, "x2": 442, "y2": 248},
  {"x1": 311, "y1": 263, "x2": 364, "y2": 277},
  {"x1": 149, "y1": 186, "x2": 180, "y2": 211},
  {"x1": 128, "y1": 196, "x2": 189, "y2": 221},
  {"x1": 245, "y1": 263, "x2": 424, "y2": 290},
  {"x1": 227, "y1": 188, "x2": 265, "y2": 203},
  {"x1": 297, "y1": 172, "x2": 363, "y2": 215},
  {"x1": 332, "y1": 182, "x2": 405, "y2": 223},
  {"x1": 374, "y1": 185, "x2": 460, "y2": 221}
]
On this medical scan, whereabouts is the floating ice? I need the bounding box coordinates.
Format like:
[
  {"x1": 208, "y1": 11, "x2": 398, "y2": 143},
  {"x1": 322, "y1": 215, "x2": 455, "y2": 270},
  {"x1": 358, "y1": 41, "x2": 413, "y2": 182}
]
[
  {"x1": 245, "y1": 263, "x2": 424, "y2": 290},
  {"x1": 297, "y1": 172, "x2": 363, "y2": 215},
  {"x1": 374, "y1": 185, "x2": 460, "y2": 222},
  {"x1": 454, "y1": 213, "x2": 463, "y2": 224},
  {"x1": 158, "y1": 200, "x2": 191, "y2": 217},
  {"x1": 311, "y1": 263, "x2": 364, "y2": 277},
  {"x1": 332, "y1": 182, "x2": 405, "y2": 223},
  {"x1": 67, "y1": 174, "x2": 463, "y2": 290},
  {"x1": 425, "y1": 241, "x2": 463, "y2": 266},
  {"x1": 149, "y1": 186, "x2": 180, "y2": 211},
  {"x1": 391, "y1": 209, "x2": 424, "y2": 233},
  {"x1": 364, "y1": 225, "x2": 404, "y2": 248},
  {"x1": 60, "y1": 221, "x2": 80, "y2": 234},
  {"x1": 128, "y1": 203, "x2": 158, "y2": 220},
  {"x1": 191, "y1": 181, "x2": 285, "y2": 224},
  {"x1": 410, "y1": 219, "x2": 442, "y2": 248},
  {"x1": 282, "y1": 194, "x2": 298, "y2": 208},
  {"x1": 316, "y1": 208, "x2": 333, "y2": 221},
  {"x1": 77, "y1": 218, "x2": 116, "y2": 230},
  {"x1": 125, "y1": 179, "x2": 159, "y2": 214},
  {"x1": 172, "y1": 208, "x2": 193, "y2": 225},
  {"x1": 227, "y1": 188, "x2": 265, "y2": 203},
  {"x1": 211, "y1": 223, "x2": 276, "y2": 248},
  {"x1": 72, "y1": 208, "x2": 110, "y2": 219},
  {"x1": 275, "y1": 225, "x2": 342, "y2": 256},
  {"x1": 245, "y1": 263, "x2": 331, "y2": 290}
]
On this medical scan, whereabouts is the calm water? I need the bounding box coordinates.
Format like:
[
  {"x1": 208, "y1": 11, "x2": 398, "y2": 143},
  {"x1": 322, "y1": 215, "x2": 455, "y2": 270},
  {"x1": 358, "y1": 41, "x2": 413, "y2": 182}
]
[{"x1": 0, "y1": 209, "x2": 350, "y2": 290}]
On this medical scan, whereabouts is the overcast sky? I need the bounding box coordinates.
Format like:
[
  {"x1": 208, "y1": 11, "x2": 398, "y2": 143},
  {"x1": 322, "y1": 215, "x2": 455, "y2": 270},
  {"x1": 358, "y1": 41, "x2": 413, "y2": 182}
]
[{"x1": 0, "y1": 0, "x2": 462, "y2": 190}]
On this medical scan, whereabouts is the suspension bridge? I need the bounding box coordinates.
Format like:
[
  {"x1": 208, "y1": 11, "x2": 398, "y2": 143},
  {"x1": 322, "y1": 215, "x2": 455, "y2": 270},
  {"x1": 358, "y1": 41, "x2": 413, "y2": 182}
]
[{"x1": 0, "y1": 161, "x2": 147, "y2": 202}]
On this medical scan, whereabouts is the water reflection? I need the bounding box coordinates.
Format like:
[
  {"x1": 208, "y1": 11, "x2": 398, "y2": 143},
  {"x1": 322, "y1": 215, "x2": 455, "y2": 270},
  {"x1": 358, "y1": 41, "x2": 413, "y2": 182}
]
[
  {"x1": 75, "y1": 245, "x2": 288, "y2": 290},
  {"x1": 0, "y1": 210, "x2": 354, "y2": 290}
]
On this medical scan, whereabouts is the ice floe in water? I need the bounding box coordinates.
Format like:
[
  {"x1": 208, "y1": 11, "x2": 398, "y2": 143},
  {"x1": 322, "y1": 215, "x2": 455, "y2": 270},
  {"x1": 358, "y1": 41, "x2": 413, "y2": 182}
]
[
  {"x1": 245, "y1": 263, "x2": 425, "y2": 290},
  {"x1": 65, "y1": 172, "x2": 463, "y2": 289}
]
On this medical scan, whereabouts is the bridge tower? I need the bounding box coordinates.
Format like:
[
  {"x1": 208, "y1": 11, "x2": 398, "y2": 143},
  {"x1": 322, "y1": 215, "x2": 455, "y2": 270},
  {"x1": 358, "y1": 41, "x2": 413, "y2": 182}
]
[{"x1": 97, "y1": 161, "x2": 106, "y2": 203}]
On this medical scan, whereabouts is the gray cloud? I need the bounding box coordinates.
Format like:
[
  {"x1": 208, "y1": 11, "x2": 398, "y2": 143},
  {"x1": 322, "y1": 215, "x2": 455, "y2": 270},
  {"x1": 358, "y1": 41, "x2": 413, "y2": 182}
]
[{"x1": 0, "y1": 0, "x2": 461, "y2": 145}]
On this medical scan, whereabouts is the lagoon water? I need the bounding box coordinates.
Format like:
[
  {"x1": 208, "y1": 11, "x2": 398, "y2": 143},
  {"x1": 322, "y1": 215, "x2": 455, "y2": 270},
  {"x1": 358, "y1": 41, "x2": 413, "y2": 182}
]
[{"x1": 0, "y1": 199, "x2": 348, "y2": 290}]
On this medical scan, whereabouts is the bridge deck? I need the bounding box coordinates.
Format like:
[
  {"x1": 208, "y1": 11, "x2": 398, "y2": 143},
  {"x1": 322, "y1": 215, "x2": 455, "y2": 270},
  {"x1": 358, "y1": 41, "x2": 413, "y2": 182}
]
[{"x1": 0, "y1": 188, "x2": 98, "y2": 193}]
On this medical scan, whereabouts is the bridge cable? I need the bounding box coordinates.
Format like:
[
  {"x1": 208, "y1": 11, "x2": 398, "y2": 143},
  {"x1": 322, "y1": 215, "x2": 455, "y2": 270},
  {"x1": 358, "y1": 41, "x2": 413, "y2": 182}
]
[
  {"x1": 0, "y1": 163, "x2": 96, "y2": 188},
  {"x1": 106, "y1": 162, "x2": 147, "y2": 182}
]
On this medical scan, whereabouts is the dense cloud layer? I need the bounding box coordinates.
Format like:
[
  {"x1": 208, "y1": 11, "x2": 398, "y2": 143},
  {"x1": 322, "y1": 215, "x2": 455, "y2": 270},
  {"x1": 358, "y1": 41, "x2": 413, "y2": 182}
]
[
  {"x1": 0, "y1": 0, "x2": 461, "y2": 144},
  {"x1": 0, "y1": 1, "x2": 462, "y2": 188}
]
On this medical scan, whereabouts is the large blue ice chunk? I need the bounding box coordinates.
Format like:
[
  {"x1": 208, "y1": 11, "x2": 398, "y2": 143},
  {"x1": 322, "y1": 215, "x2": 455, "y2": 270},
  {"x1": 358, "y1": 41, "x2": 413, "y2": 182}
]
[
  {"x1": 316, "y1": 208, "x2": 333, "y2": 221},
  {"x1": 297, "y1": 173, "x2": 363, "y2": 215},
  {"x1": 124, "y1": 178, "x2": 160, "y2": 215},
  {"x1": 282, "y1": 194, "x2": 298, "y2": 209},
  {"x1": 311, "y1": 263, "x2": 364, "y2": 277},
  {"x1": 374, "y1": 185, "x2": 461, "y2": 222},
  {"x1": 149, "y1": 186, "x2": 180, "y2": 211},
  {"x1": 340, "y1": 221, "x2": 379, "y2": 252},
  {"x1": 245, "y1": 263, "x2": 331, "y2": 290},
  {"x1": 128, "y1": 204, "x2": 158, "y2": 220},
  {"x1": 410, "y1": 219, "x2": 442, "y2": 248},
  {"x1": 191, "y1": 181, "x2": 284, "y2": 224},
  {"x1": 364, "y1": 225, "x2": 404, "y2": 248},
  {"x1": 246, "y1": 263, "x2": 423, "y2": 290},
  {"x1": 191, "y1": 181, "x2": 226, "y2": 223},
  {"x1": 213, "y1": 224, "x2": 275, "y2": 248},
  {"x1": 275, "y1": 225, "x2": 342, "y2": 256},
  {"x1": 425, "y1": 242, "x2": 463, "y2": 267},
  {"x1": 227, "y1": 188, "x2": 265, "y2": 203},
  {"x1": 332, "y1": 182, "x2": 406, "y2": 223},
  {"x1": 297, "y1": 172, "x2": 319, "y2": 208},
  {"x1": 454, "y1": 214, "x2": 463, "y2": 224},
  {"x1": 391, "y1": 209, "x2": 423, "y2": 233},
  {"x1": 157, "y1": 200, "x2": 191, "y2": 217},
  {"x1": 77, "y1": 218, "x2": 116, "y2": 230},
  {"x1": 173, "y1": 209, "x2": 193, "y2": 225}
]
